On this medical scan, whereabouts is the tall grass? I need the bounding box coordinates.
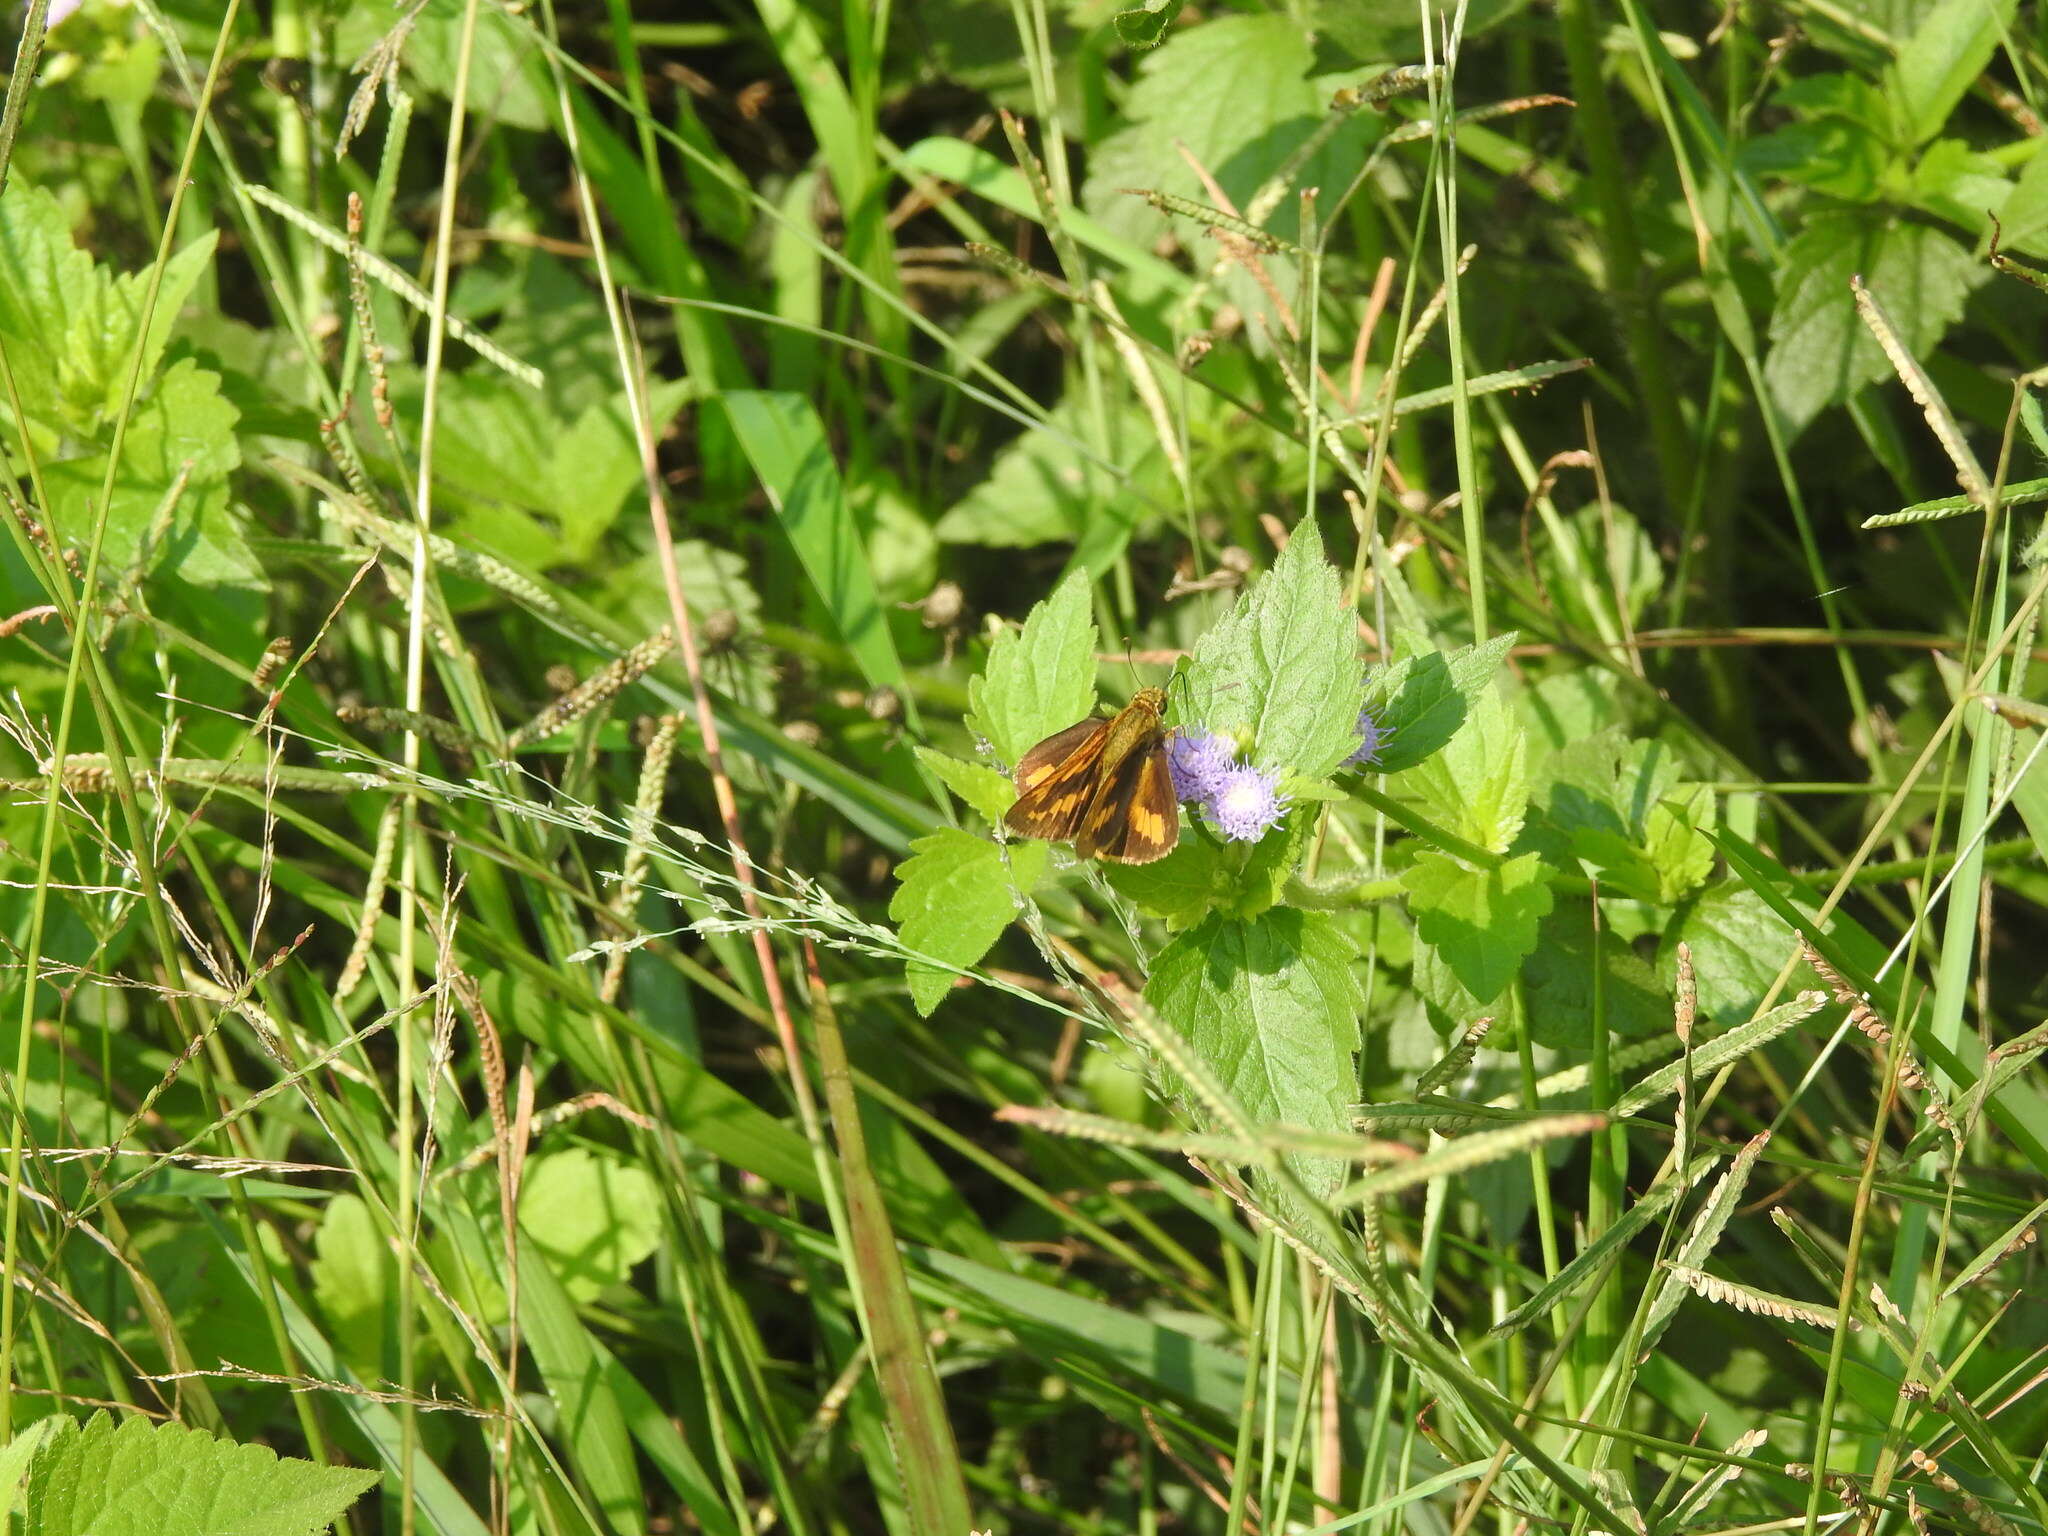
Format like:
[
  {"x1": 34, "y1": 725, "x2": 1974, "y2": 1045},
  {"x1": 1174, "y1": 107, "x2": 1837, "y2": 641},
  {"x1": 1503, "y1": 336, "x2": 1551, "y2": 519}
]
[{"x1": 1, "y1": 3, "x2": 2046, "y2": 1536}]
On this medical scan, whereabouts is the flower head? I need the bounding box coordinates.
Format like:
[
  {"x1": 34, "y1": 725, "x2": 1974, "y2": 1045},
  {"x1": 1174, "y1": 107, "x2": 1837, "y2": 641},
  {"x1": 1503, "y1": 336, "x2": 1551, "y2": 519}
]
[
  {"x1": 1206, "y1": 763, "x2": 1291, "y2": 842},
  {"x1": 1165, "y1": 729, "x2": 1235, "y2": 805},
  {"x1": 1343, "y1": 707, "x2": 1392, "y2": 769}
]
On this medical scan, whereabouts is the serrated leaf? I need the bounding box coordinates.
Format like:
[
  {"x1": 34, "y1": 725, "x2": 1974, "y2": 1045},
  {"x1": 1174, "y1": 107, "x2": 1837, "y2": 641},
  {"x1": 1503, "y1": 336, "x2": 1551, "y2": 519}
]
[
  {"x1": 913, "y1": 747, "x2": 1015, "y2": 823},
  {"x1": 1114, "y1": 0, "x2": 1186, "y2": 46},
  {"x1": 1182, "y1": 521, "x2": 1364, "y2": 780},
  {"x1": 420, "y1": 375, "x2": 691, "y2": 562},
  {"x1": 1405, "y1": 689, "x2": 1529, "y2": 853},
  {"x1": 1232, "y1": 805, "x2": 1318, "y2": 918},
  {"x1": 1896, "y1": 0, "x2": 2017, "y2": 144},
  {"x1": 1363, "y1": 631, "x2": 1517, "y2": 774},
  {"x1": 1403, "y1": 850, "x2": 1554, "y2": 1006},
  {"x1": 22, "y1": 1412, "x2": 377, "y2": 1536},
  {"x1": 890, "y1": 829, "x2": 1047, "y2": 1015},
  {"x1": 966, "y1": 570, "x2": 1097, "y2": 767},
  {"x1": 1661, "y1": 883, "x2": 1804, "y2": 1023},
  {"x1": 1643, "y1": 785, "x2": 1716, "y2": 902},
  {"x1": 0, "y1": 184, "x2": 210, "y2": 433},
  {"x1": 1104, "y1": 835, "x2": 1230, "y2": 930},
  {"x1": 0, "y1": 1419, "x2": 68, "y2": 1521},
  {"x1": 1611, "y1": 993, "x2": 1825, "y2": 1118},
  {"x1": 1143, "y1": 908, "x2": 1362, "y2": 1198},
  {"x1": 39, "y1": 358, "x2": 260, "y2": 588},
  {"x1": 1765, "y1": 216, "x2": 1980, "y2": 435},
  {"x1": 1997, "y1": 143, "x2": 2048, "y2": 258}
]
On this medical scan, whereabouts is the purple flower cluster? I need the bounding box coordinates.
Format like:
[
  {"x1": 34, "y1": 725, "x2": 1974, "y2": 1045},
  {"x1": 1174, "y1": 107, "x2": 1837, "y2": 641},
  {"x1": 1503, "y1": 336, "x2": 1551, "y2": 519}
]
[
  {"x1": 1344, "y1": 706, "x2": 1392, "y2": 769},
  {"x1": 1166, "y1": 729, "x2": 1290, "y2": 843}
]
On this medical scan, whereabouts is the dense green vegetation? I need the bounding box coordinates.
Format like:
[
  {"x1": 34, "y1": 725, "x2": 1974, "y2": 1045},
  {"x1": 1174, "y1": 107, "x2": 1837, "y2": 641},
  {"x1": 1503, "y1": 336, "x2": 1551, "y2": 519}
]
[{"x1": 2, "y1": 0, "x2": 2046, "y2": 1533}]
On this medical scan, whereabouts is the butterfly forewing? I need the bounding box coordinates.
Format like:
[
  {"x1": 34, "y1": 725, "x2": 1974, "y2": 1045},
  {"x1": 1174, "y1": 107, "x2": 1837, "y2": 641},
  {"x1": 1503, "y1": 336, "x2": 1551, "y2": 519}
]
[{"x1": 1004, "y1": 718, "x2": 1112, "y2": 842}]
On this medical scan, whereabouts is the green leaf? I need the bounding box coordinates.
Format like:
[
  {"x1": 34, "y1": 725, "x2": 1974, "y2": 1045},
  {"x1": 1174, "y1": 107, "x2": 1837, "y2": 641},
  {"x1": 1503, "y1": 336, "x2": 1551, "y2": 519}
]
[
  {"x1": 350, "y1": 0, "x2": 552, "y2": 129},
  {"x1": 516, "y1": 1246, "x2": 657, "y2": 1536},
  {"x1": 0, "y1": 182, "x2": 115, "y2": 428},
  {"x1": 966, "y1": 569, "x2": 1097, "y2": 767},
  {"x1": 913, "y1": 746, "x2": 1015, "y2": 823},
  {"x1": 1896, "y1": 0, "x2": 2017, "y2": 144},
  {"x1": 518, "y1": 1148, "x2": 664, "y2": 1301},
  {"x1": 1907, "y1": 137, "x2": 2011, "y2": 230},
  {"x1": 1104, "y1": 835, "x2": 1231, "y2": 930},
  {"x1": 1404, "y1": 689, "x2": 1530, "y2": 854},
  {"x1": 1403, "y1": 850, "x2": 1555, "y2": 1007},
  {"x1": 0, "y1": 184, "x2": 217, "y2": 432},
  {"x1": 1524, "y1": 732, "x2": 1712, "y2": 901},
  {"x1": 936, "y1": 397, "x2": 1168, "y2": 550},
  {"x1": 1642, "y1": 785, "x2": 1716, "y2": 903},
  {"x1": 22, "y1": 1412, "x2": 377, "y2": 1536},
  {"x1": 1661, "y1": 882, "x2": 1806, "y2": 1024},
  {"x1": 1995, "y1": 144, "x2": 2048, "y2": 258},
  {"x1": 1363, "y1": 631, "x2": 1516, "y2": 775},
  {"x1": 1082, "y1": 15, "x2": 1377, "y2": 249},
  {"x1": 41, "y1": 358, "x2": 260, "y2": 588},
  {"x1": 890, "y1": 829, "x2": 1048, "y2": 1015},
  {"x1": 310, "y1": 1193, "x2": 387, "y2": 1375},
  {"x1": 1114, "y1": 0, "x2": 1187, "y2": 47},
  {"x1": 1183, "y1": 521, "x2": 1364, "y2": 780},
  {"x1": 1740, "y1": 117, "x2": 1891, "y2": 202},
  {"x1": 726, "y1": 390, "x2": 911, "y2": 707},
  {"x1": 1535, "y1": 503, "x2": 1667, "y2": 639},
  {"x1": 1144, "y1": 908, "x2": 1363, "y2": 1198},
  {"x1": 1521, "y1": 900, "x2": 1672, "y2": 1050},
  {"x1": 0, "y1": 1419, "x2": 67, "y2": 1521},
  {"x1": 1764, "y1": 215, "x2": 1980, "y2": 434}
]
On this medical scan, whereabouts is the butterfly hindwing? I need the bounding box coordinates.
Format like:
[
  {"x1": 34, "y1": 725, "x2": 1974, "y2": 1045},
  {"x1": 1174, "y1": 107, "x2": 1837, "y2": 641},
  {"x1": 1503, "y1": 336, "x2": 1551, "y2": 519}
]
[{"x1": 1108, "y1": 745, "x2": 1178, "y2": 864}]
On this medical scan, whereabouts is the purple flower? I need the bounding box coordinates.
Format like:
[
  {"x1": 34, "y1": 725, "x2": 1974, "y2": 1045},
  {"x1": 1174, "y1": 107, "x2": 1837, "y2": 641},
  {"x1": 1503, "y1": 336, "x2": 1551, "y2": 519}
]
[
  {"x1": 1166, "y1": 729, "x2": 1234, "y2": 804},
  {"x1": 1343, "y1": 707, "x2": 1392, "y2": 769},
  {"x1": 1206, "y1": 763, "x2": 1291, "y2": 842}
]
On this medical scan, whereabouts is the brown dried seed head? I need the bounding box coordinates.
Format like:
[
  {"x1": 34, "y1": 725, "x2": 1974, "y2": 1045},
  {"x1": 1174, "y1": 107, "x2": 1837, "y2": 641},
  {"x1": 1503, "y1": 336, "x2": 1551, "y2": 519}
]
[
  {"x1": 917, "y1": 580, "x2": 965, "y2": 629},
  {"x1": 700, "y1": 608, "x2": 741, "y2": 648},
  {"x1": 864, "y1": 686, "x2": 902, "y2": 721},
  {"x1": 545, "y1": 663, "x2": 580, "y2": 694},
  {"x1": 782, "y1": 720, "x2": 823, "y2": 749}
]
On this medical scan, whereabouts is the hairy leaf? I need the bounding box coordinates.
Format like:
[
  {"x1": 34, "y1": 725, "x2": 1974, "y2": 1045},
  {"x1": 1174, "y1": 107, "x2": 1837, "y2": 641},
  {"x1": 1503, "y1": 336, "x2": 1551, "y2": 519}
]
[
  {"x1": 891, "y1": 830, "x2": 1047, "y2": 1015},
  {"x1": 967, "y1": 570, "x2": 1098, "y2": 768},
  {"x1": 1183, "y1": 520, "x2": 1365, "y2": 781},
  {"x1": 1404, "y1": 851, "x2": 1554, "y2": 1007},
  {"x1": 1144, "y1": 908, "x2": 1362, "y2": 1198}
]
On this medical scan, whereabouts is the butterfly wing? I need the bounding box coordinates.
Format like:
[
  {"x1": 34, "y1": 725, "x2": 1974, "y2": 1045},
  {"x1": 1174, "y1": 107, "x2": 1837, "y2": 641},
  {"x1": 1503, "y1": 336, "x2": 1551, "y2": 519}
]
[
  {"x1": 1004, "y1": 718, "x2": 1111, "y2": 842},
  {"x1": 1081, "y1": 741, "x2": 1179, "y2": 864}
]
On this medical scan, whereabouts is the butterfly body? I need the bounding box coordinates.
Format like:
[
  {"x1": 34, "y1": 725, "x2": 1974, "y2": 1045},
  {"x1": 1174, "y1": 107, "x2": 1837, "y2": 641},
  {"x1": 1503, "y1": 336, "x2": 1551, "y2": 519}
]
[{"x1": 1003, "y1": 687, "x2": 1178, "y2": 864}]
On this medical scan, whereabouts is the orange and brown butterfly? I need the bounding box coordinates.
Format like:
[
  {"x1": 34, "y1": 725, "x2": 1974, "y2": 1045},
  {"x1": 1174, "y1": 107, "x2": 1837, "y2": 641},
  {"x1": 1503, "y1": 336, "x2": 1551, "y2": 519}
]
[{"x1": 1002, "y1": 687, "x2": 1180, "y2": 864}]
